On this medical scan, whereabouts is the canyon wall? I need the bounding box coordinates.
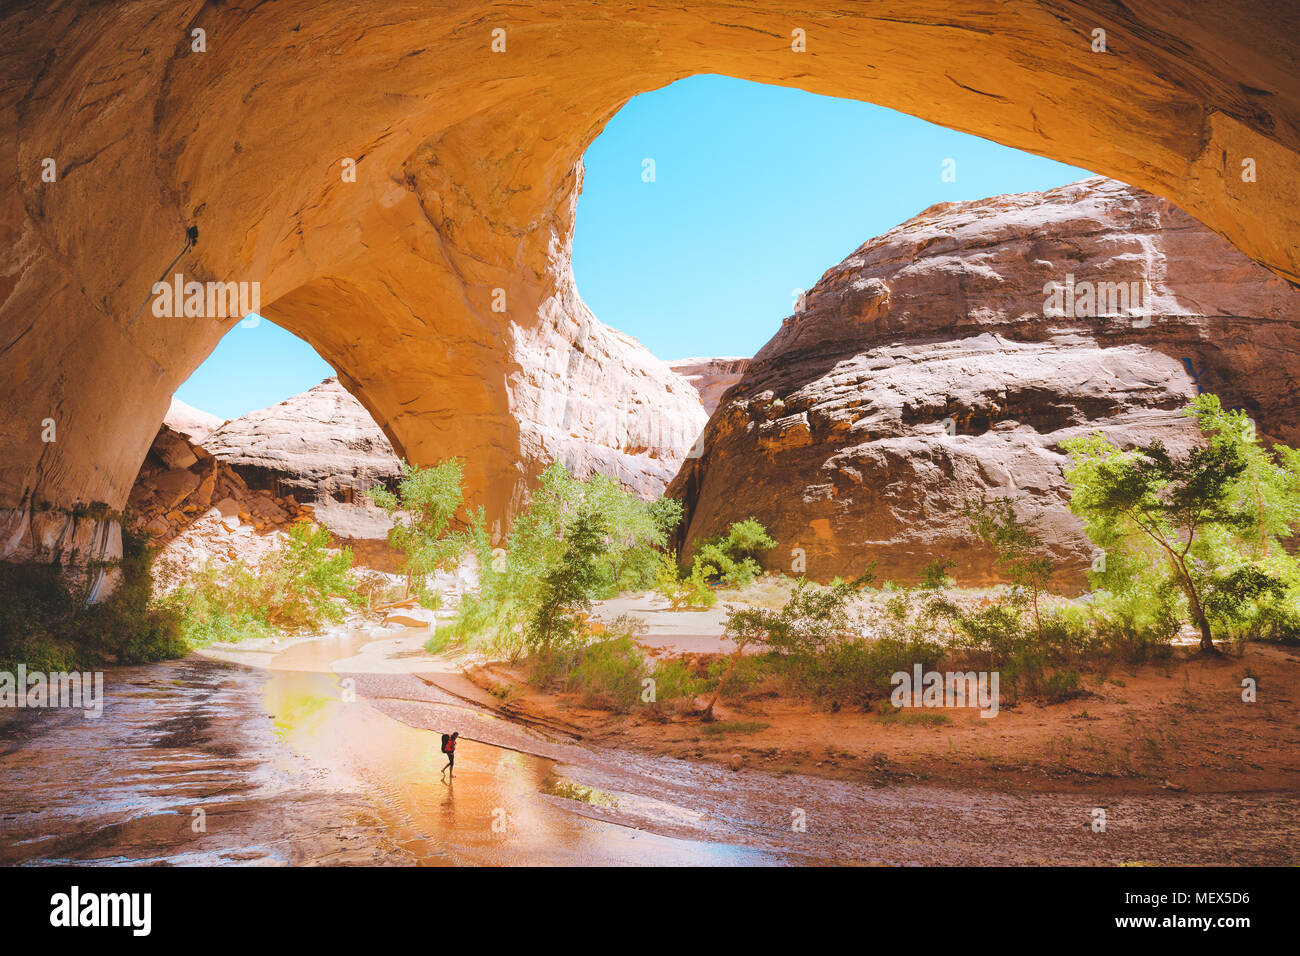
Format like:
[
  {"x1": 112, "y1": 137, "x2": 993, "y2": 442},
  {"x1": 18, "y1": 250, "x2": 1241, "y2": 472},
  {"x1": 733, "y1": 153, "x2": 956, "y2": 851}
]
[
  {"x1": 200, "y1": 355, "x2": 702, "y2": 544},
  {"x1": 200, "y1": 378, "x2": 403, "y2": 543},
  {"x1": 2, "y1": 1, "x2": 1297, "y2": 569},
  {"x1": 667, "y1": 358, "x2": 752, "y2": 416},
  {"x1": 668, "y1": 177, "x2": 1300, "y2": 587}
]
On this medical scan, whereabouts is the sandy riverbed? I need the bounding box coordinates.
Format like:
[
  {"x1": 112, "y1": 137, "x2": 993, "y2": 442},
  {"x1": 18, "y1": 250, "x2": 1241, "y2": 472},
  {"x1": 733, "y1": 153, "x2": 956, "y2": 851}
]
[{"x1": 3, "y1": 627, "x2": 1298, "y2": 865}]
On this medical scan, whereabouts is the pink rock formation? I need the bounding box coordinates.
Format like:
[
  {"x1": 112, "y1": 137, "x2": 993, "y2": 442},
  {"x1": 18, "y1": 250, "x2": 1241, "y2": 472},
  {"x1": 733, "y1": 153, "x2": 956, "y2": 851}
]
[
  {"x1": 667, "y1": 358, "x2": 752, "y2": 416},
  {"x1": 164, "y1": 398, "x2": 226, "y2": 445}
]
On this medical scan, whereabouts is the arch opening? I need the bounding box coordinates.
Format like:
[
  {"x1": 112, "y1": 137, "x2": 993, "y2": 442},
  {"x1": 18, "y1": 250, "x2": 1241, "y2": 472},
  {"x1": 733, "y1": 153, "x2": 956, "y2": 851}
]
[{"x1": 1, "y1": 1, "x2": 1298, "y2": 574}]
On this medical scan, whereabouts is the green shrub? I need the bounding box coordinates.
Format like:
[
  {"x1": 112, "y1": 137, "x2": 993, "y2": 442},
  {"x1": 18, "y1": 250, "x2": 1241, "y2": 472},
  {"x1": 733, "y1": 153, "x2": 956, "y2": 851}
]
[
  {"x1": 688, "y1": 518, "x2": 776, "y2": 589},
  {"x1": 368, "y1": 458, "x2": 468, "y2": 600},
  {"x1": 654, "y1": 551, "x2": 715, "y2": 608},
  {"x1": 647, "y1": 657, "x2": 705, "y2": 711},
  {"x1": 777, "y1": 633, "x2": 946, "y2": 707},
  {"x1": 0, "y1": 527, "x2": 185, "y2": 670},
  {"x1": 449, "y1": 463, "x2": 681, "y2": 653},
  {"x1": 704, "y1": 651, "x2": 769, "y2": 698},
  {"x1": 163, "y1": 522, "x2": 360, "y2": 647},
  {"x1": 568, "y1": 634, "x2": 648, "y2": 711},
  {"x1": 528, "y1": 615, "x2": 651, "y2": 712}
]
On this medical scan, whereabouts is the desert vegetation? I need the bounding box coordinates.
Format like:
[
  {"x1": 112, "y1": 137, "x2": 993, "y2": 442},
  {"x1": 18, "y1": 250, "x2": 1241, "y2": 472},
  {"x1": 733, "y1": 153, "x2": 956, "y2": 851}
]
[
  {"x1": 4, "y1": 395, "x2": 1297, "y2": 732},
  {"x1": 435, "y1": 394, "x2": 1300, "y2": 719}
]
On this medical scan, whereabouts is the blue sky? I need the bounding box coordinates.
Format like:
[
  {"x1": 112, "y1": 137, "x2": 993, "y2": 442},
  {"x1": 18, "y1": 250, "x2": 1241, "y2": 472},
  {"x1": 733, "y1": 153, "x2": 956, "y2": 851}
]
[{"x1": 177, "y1": 74, "x2": 1090, "y2": 420}]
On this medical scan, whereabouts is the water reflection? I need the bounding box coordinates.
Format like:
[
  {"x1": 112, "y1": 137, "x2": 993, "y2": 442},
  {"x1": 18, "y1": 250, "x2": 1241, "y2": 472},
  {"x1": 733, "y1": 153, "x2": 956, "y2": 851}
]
[{"x1": 263, "y1": 631, "x2": 767, "y2": 865}]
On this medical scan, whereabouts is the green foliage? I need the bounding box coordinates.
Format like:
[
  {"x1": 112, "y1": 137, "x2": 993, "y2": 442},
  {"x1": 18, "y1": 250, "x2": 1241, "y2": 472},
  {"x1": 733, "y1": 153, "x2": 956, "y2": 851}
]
[
  {"x1": 528, "y1": 615, "x2": 642, "y2": 711},
  {"x1": 778, "y1": 579, "x2": 948, "y2": 707},
  {"x1": 653, "y1": 517, "x2": 778, "y2": 607},
  {"x1": 654, "y1": 550, "x2": 716, "y2": 608},
  {"x1": 526, "y1": 615, "x2": 705, "y2": 714},
  {"x1": 728, "y1": 572, "x2": 873, "y2": 657},
  {"x1": 1063, "y1": 394, "x2": 1300, "y2": 649},
  {"x1": 689, "y1": 518, "x2": 777, "y2": 588},
  {"x1": 164, "y1": 522, "x2": 361, "y2": 646},
  {"x1": 368, "y1": 458, "x2": 468, "y2": 599},
  {"x1": 703, "y1": 651, "x2": 769, "y2": 697},
  {"x1": 444, "y1": 463, "x2": 679, "y2": 656},
  {"x1": 529, "y1": 501, "x2": 609, "y2": 653},
  {"x1": 648, "y1": 657, "x2": 706, "y2": 710},
  {"x1": 0, "y1": 528, "x2": 185, "y2": 671},
  {"x1": 2, "y1": 521, "x2": 365, "y2": 670},
  {"x1": 647, "y1": 496, "x2": 685, "y2": 541},
  {"x1": 567, "y1": 633, "x2": 647, "y2": 711},
  {"x1": 962, "y1": 497, "x2": 1054, "y2": 632},
  {"x1": 704, "y1": 570, "x2": 873, "y2": 714}
]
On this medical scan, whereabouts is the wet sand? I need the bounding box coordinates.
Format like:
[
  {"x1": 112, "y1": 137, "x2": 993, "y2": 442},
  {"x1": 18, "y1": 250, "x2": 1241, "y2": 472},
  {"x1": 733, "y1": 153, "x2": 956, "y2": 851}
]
[{"x1": 2, "y1": 629, "x2": 1297, "y2": 865}]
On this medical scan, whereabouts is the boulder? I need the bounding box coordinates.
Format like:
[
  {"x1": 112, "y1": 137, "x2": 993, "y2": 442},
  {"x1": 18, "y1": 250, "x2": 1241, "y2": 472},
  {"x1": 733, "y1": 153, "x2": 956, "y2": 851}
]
[
  {"x1": 151, "y1": 468, "x2": 201, "y2": 512},
  {"x1": 383, "y1": 607, "x2": 438, "y2": 629}
]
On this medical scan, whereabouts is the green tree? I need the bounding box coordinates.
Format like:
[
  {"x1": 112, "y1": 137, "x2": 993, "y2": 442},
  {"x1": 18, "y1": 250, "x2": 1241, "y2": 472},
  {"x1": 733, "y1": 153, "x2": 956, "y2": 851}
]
[
  {"x1": 1063, "y1": 395, "x2": 1300, "y2": 652},
  {"x1": 528, "y1": 502, "x2": 610, "y2": 656},
  {"x1": 690, "y1": 518, "x2": 777, "y2": 588},
  {"x1": 647, "y1": 496, "x2": 685, "y2": 541},
  {"x1": 962, "y1": 497, "x2": 1054, "y2": 643},
  {"x1": 448, "y1": 463, "x2": 679, "y2": 653},
  {"x1": 704, "y1": 570, "x2": 872, "y2": 720},
  {"x1": 368, "y1": 458, "x2": 467, "y2": 600}
]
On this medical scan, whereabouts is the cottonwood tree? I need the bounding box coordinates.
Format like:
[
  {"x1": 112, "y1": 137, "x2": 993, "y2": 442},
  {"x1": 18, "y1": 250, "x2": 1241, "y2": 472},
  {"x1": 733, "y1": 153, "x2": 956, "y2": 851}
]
[
  {"x1": 1063, "y1": 395, "x2": 1300, "y2": 652},
  {"x1": 368, "y1": 458, "x2": 467, "y2": 600},
  {"x1": 447, "y1": 463, "x2": 675, "y2": 656},
  {"x1": 528, "y1": 502, "x2": 610, "y2": 657}
]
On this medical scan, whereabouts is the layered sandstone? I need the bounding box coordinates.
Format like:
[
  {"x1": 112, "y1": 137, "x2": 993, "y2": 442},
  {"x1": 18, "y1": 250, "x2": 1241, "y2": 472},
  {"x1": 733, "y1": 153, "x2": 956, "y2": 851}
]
[
  {"x1": 1, "y1": 1, "x2": 1297, "y2": 569},
  {"x1": 668, "y1": 358, "x2": 752, "y2": 416},
  {"x1": 202, "y1": 377, "x2": 395, "y2": 501},
  {"x1": 199, "y1": 377, "x2": 401, "y2": 544},
  {"x1": 669, "y1": 178, "x2": 1300, "y2": 588},
  {"x1": 164, "y1": 398, "x2": 226, "y2": 445}
]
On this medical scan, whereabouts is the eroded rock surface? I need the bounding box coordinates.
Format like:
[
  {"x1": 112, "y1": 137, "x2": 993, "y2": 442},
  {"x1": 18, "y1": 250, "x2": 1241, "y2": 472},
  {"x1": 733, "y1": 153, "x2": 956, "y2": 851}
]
[
  {"x1": 2, "y1": 1, "x2": 1297, "y2": 568},
  {"x1": 128, "y1": 419, "x2": 319, "y2": 564},
  {"x1": 669, "y1": 178, "x2": 1300, "y2": 588},
  {"x1": 164, "y1": 398, "x2": 226, "y2": 445},
  {"x1": 202, "y1": 378, "x2": 402, "y2": 535},
  {"x1": 668, "y1": 358, "x2": 752, "y2": 416}
]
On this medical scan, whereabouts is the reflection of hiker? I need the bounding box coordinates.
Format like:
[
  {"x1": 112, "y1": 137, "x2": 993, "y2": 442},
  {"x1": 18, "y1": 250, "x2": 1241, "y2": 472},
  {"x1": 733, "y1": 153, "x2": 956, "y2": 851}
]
[{"x1": 440, "y1": 731, "x2": 459, "y2": 777}]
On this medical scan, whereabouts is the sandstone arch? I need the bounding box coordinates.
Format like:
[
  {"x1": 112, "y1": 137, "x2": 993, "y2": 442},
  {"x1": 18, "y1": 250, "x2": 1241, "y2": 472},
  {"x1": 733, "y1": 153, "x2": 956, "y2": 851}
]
[{"x1": 2, "y1": 0, "x2": 1297, "y2": 565}]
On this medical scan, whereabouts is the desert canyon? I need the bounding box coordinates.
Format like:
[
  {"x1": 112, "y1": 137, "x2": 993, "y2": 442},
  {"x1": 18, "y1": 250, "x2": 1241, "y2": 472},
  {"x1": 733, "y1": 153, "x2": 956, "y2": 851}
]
[
  {"x1": 2, "y1": 0, "x2": 1299, "y2": 581},
  {"x1": 2, "y1": 1, "x2": 1300, "y2": 877}
]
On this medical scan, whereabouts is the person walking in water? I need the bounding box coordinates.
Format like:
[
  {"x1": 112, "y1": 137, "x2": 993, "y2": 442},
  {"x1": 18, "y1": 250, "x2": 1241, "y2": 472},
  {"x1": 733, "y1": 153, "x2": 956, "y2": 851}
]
[{"x1": 440, "y1": 731, "x2": 459, "y2": 778}]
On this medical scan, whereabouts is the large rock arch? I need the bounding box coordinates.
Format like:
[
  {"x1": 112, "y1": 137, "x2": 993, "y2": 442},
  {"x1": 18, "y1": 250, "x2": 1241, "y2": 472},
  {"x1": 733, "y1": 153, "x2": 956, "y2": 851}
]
[{"x1": 2, "y1": 0, "x2": 1297, "y2": 564}]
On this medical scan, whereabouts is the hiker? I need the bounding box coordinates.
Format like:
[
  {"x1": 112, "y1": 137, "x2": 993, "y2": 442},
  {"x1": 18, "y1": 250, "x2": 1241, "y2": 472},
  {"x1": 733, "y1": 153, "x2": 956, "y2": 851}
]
[{"x1": 440, "y1": 731, "x2": 459, "y2": 777}]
